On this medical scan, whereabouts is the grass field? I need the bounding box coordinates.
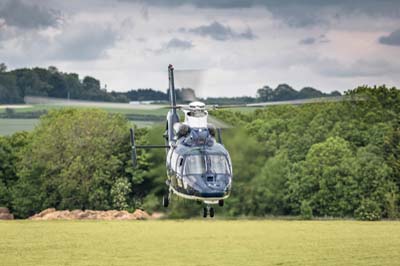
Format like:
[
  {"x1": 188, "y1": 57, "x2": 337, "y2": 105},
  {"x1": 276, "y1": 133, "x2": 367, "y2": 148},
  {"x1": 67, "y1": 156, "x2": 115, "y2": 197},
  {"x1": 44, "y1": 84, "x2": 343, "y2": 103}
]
[
  {"x1": 0, "y1": 119, "x2": 39, "y2": 135},
  {"x1": 0, "y1": 220, "x2": 399, "y2": 266},
  {"x1": 0, "y1": 102, "x2": 171, "y2": 135},
  {"x1": 0, "y1": 119, "x2": 158, "y2": 135},
  {"x1": 0, "y1": 104, "x2": 169, "y2": 116}
]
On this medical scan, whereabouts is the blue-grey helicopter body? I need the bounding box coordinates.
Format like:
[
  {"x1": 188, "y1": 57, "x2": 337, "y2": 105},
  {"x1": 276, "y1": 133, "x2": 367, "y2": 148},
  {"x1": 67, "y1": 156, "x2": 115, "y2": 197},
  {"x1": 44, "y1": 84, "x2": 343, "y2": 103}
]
[{"x1": 130, "y1": 64, "x2": 232, "y2": 217}]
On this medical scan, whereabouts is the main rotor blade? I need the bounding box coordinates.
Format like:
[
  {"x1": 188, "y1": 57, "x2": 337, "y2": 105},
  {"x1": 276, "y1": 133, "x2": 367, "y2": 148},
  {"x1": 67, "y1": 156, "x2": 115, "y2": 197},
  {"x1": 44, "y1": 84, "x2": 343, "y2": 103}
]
[
  {"x1": 174, "y1": 69, "x2": 206, "y2": 102},
  {"x1": 210, "y1": 96, "x2": 345, "y2": 109},
  {"x1": 208, "y1": 115, "x2": 232, "y2": 129}
]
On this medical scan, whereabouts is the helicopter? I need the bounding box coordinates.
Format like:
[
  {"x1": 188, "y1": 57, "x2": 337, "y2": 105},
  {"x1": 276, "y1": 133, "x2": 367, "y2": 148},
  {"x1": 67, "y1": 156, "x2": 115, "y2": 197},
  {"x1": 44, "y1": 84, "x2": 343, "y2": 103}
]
[
  {"x1": 129, "y1": 64, "x2": 345, "y2": 218},
  {"x1": 130, "y1": 64, "x2": 233, "y2": 218}
]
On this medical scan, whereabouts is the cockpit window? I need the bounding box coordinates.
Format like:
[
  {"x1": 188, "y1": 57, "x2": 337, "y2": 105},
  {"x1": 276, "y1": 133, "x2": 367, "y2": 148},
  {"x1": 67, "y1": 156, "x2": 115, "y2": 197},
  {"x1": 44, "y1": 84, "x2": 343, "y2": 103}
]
[
  {"x1": 209, "y1": 155, "x2": 230, "y2": 174},
  {"x1": 184, "y1": 155, "x2": 206, "y2": 175}
]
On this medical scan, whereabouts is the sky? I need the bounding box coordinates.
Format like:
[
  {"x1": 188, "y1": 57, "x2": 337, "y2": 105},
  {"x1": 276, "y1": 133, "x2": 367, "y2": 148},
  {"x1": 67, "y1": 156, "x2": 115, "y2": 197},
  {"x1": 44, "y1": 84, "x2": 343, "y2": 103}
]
[{"x1": 0, "y1": 0, "x2": 400, "y2": 97}]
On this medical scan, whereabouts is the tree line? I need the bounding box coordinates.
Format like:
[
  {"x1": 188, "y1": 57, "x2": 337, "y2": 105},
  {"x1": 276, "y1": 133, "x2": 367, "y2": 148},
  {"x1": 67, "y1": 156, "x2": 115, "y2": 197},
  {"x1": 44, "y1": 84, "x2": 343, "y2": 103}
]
[
  {"x1": 209, "y1": 85, "x2": 400, "y2": 220},
  {"x1": 0, "y1": 64, "x2": 340, "y2": 105},
  {"x1": 0, "y1": 85, "x2": 398, "y2": 220}
]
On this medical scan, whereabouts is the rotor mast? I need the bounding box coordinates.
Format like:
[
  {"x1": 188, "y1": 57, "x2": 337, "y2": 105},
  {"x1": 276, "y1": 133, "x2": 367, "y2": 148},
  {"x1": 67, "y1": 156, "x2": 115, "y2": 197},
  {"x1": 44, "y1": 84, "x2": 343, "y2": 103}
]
[
  {"x1": 168, "y1": 64, "x2": 177, "y2": 115},
  {"x1": 167, "y1": 64, "x2": 180, "y2": 144}
]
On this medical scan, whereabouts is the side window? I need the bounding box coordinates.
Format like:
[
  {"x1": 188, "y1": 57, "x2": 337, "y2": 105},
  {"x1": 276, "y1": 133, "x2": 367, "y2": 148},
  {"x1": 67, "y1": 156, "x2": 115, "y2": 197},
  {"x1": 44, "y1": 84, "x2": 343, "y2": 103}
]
[{"x1": 178, "y1": 157, "x2": 184, "y2": 175}]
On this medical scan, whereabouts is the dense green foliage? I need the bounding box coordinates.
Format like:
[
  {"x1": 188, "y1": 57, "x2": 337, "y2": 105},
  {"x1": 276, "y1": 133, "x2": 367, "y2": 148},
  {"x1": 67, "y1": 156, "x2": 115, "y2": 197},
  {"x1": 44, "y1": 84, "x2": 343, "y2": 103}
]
[
  {"x1": 0, "y1": 85, "x2": 399, "y2": 220},
  {"x1": 0, "y1": 109, "x2": 149, "y2": 217},
  {"x1": 0, "y1": 132, "x2": 29, "y2": 209},
  {"x1": 207, "y1": 85, "x2": 399, "y2": 220}
]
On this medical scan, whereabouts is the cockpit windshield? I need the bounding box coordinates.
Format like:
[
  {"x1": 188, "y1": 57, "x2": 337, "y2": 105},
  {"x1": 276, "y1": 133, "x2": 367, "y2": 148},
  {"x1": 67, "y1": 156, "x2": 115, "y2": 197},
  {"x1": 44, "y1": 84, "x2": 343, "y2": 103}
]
[
  {"x1": 184, "y1": 155, "x2": 206, "y2": 175},
  {"x1": 209, "y1": 155, "x2": 230, "y2": 174},
  {"x1": 184, "y1": 154, "x2": 230, "y2": 175}
]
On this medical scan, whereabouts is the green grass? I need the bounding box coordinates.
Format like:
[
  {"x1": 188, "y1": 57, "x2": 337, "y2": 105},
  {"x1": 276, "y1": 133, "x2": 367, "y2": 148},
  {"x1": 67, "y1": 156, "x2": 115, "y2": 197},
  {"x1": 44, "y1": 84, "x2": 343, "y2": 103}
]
[
  {"x1": 0, "y1": 220, "x2": 399, "y2": 266},
  {"x1": 0, "y1": 119, "x2": 39, "y2": 135}
]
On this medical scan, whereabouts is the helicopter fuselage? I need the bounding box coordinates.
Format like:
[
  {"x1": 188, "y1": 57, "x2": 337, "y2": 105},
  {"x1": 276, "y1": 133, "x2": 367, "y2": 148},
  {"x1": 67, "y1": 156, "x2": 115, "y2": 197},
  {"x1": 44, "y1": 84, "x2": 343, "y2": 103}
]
[
  {"x1": 166, "y1": 127, "x2": 232, "y2": 204},
  {"x1": 130, "y1": 65, "x2": 233, "y2": 216}
]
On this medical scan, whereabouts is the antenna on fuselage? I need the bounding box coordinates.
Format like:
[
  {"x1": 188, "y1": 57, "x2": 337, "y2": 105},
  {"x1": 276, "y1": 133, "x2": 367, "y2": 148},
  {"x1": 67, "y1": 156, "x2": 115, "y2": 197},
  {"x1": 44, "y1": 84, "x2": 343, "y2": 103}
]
[{"x1": 167, "y1": 64, "x2": 180, "y2": 143}]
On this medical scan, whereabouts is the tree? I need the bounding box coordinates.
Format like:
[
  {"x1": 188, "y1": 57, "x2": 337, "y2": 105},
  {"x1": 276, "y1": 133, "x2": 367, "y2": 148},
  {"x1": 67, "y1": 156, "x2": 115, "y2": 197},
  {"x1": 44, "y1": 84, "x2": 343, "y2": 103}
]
[
  {"x1": 110, "y1": 177, "x2": 131, "y2": 210},
  {"x1": 0, "y1": 72, "x2": 22, "y2": 103},
  {"x1": 0, "y1": 63, "x2": 7, "y2": 72},
  {"x1": 0, "y1": 132, "x2": 30, "y2": 209},
  {"x1": 351, "y1": 145, "x2": 395, "y2": 217},
  {"x1": 256, "y1": 85, "x2": 274, "y2": 101},
  {"x1": 287, "y1": 137, "x2": 357, "y2": 217},
  {"x1": 384, "y1": 123, "x2": 400, "y2": 186},
  {"x1": 246, "y1": 152, "x2": 291, "y2": 216},
  {"x1": 11, "y1": 109, "x2": 136, "y2": 217}
]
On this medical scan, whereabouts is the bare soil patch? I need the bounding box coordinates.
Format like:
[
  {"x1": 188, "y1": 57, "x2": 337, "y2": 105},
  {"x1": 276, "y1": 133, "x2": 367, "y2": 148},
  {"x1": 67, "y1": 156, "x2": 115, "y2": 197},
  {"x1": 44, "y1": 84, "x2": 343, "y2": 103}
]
[
  {"x1": 29, "y1": 208, "x2": 163, "y2": 220},
  {"x1": 0, "y1": 207, "x2": 14, "y2": 220}
]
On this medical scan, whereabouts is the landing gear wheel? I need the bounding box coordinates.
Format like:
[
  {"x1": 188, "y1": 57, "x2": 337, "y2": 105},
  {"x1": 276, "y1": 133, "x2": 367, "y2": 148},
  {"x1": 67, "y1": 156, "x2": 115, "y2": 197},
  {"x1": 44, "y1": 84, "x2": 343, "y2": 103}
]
[
  {"x1": 203, "y1": 207, "x2": 208, "y2": 218},
  {"x1": 218, "y1": 200, "x2": 224, "y2": 207},
  {"x1": 162, "y1": 196, "x2": 169, "y2": 208},
  {"x1": 209, "y1": 207, "x2": 215, "y2": 218}
]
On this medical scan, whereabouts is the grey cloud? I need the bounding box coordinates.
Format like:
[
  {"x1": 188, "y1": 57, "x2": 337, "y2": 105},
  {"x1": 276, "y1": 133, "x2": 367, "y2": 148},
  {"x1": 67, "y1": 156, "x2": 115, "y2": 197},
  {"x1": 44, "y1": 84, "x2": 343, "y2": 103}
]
[
  {"x1": 165, "y1": 38, "x2": 193, "y2": 50},
  {"x1": 183, "y1": 21, "x2": 256, "y2": 41},
  {"x1": 316, "y1": 58, "x2": 399, "y2": 77},
  {"x1": 152, "y1": 38, "x2": 194, "y2": 54},
  {"x1": 49, "y1": 25, "x2": 118, "y2": 61},
  {"x1": 299, "y1": 35, "x2": 330, "y2": 45},
  {"x1": 319, "y1": 34, "x2": 330, "y2": 43},
  {"x1": 0, "y1": 0, "x2": 61, "y2": 29},
  {"x1": 120, "y1": 0, "x2": 400, "y2": 14},
  {"x1": 299, "y1": 37, "x2": 315, "y2": 45},
  {"x1": 120, "y1": 1, "x2": 400, "y2": 28},
  {"x1": 117, "y1": 0, "x2": 254, "y2": 8},
  {"x1": 276, "y1": 8, "x2": 327, "y2": 28},
  {"x1": 379, "y1": 29, "x2": 400, "y2": 46},
  {"x1": 140, "y1": 4, "x2": 149, "y2": 20}
]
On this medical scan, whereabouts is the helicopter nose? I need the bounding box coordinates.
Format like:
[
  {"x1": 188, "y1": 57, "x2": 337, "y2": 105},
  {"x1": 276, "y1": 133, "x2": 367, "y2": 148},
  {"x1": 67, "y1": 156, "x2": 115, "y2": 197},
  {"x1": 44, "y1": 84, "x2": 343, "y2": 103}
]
[{"x1": 204, "y1": 174, "x2": 230, "y2": 190}]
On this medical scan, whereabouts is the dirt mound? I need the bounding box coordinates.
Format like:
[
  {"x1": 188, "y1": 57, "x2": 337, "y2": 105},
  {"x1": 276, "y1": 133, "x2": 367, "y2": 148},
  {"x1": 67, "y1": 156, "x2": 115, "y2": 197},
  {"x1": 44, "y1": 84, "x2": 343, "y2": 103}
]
[
  {"x1": 0, "y1": 207, "x2": 14, "y2": 220},
  {"x1": 0, "y1": 207, "x2": 10, "y2": 214},
  {"x1": 29, "y1": 208, "x2": 153, "y2": 220}
]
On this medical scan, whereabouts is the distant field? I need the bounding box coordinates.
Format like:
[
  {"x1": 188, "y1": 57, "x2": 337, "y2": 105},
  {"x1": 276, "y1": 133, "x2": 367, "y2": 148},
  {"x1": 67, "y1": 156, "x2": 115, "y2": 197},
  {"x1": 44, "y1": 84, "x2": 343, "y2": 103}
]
[
  {"x1": 0, "y1": 119, "x2": 157, "y2": 135},
  {"x1": 0, "y1": 220, "x2": 399, "y2": 266},
  {"x1": 0, "y1": 104, "x2": 169, "y2": 116},
  {"x1": 0, "y1": 119, "x2": 39, "y2": 135},
  {"x1": 0, "y1": 99, "x2": 257, "y2": 135}
]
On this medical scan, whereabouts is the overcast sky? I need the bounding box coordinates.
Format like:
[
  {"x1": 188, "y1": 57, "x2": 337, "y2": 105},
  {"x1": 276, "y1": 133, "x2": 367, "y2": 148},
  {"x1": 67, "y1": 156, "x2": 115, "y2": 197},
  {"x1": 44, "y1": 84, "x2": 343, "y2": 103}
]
[{"x1": 0, "y1": 0, "x2": 400, "y2": 97}]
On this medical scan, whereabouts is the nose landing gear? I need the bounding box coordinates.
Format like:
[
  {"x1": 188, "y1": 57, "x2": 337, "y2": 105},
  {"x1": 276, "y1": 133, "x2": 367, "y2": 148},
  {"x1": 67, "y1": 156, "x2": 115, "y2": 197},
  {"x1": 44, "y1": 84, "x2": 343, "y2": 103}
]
[
  {"x1": 203, "y1": 205, "x2": 215, "y2": 218},
  {"x1": 162, "y1": 195, "x2": 169, "y2": 207}
]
